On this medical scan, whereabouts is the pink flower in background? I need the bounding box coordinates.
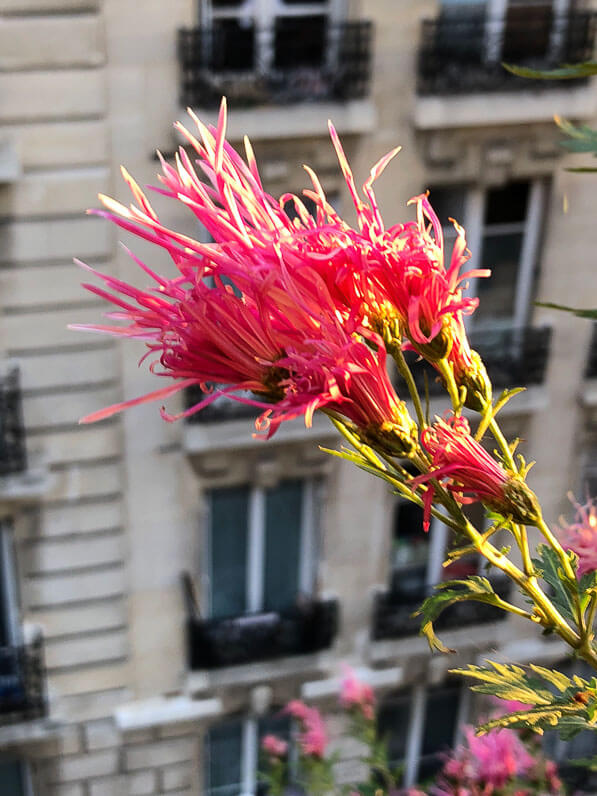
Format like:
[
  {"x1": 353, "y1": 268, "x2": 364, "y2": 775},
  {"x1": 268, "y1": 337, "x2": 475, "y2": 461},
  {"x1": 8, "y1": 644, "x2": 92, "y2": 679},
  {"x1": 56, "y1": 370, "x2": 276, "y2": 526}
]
[
  {"x1": 339, "y1": 666, "x2": 376, "y2": 720},
  {"x1": 557, "y1": 495, "x2": 597, "y2": 577},
  {"x1": 411, "y1": 415, "x2": 539, "y2": 530},
  {"x1": 261, "y1": 734, "x2": 288, "y2": 758},
  {"x1": 435, "y1": 726, "x2": 535, "y2": 793},
  {"x1": 285, "y1": 700, "x2": 328, "y2": 758}
]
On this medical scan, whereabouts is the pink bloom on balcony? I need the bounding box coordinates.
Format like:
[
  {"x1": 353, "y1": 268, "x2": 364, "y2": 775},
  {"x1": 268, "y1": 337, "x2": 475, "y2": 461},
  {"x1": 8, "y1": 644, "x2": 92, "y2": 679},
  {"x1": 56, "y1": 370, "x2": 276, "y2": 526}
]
[
  {"x1": 261, "y1": 734, "x2": 288, "y2": 758},
  {"x1": 412, "y1": 415, "x2": 539, "y2": 530},
  {"x1": 285, "y1": 700, "x2": 328, "y2": 758},
  {"x1": 339, "y1": 665, "x2": 375, "y2": 720},
  {"x1": 557, "y1": 495, "x2": 597, "y2": 577}
]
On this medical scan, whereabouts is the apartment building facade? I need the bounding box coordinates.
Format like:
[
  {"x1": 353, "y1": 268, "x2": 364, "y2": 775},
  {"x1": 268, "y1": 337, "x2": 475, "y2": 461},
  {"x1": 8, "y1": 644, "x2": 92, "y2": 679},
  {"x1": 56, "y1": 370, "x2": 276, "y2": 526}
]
[{"x1": 0, "y1": 0, "x2": 596, "y2": 793}]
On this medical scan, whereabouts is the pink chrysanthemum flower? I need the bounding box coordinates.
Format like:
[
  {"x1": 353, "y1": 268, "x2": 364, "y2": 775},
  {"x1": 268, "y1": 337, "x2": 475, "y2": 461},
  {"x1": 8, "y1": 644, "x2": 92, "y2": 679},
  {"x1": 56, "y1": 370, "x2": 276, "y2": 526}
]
[
  {"x1": 74, "y1": 98, "x2": 485, "y2": 434},
  {"x1": 72, "y1": 100, "x2": 418, "y2": 449},
  {"x1": 411, "y1": 416, "x2": 540, "y2": 531},
  {"x1": 339, "y1": 665, "x2": 375, "y2": 721},
  {"x1": 285, "y1": 700, "x2": 328, "y2": 759},
  {"x1": 557, "y1": 495, "x2": 597, "y2": 577},
  {"x1": 261, "y1": 734, "x2": 288, "y2": 759}
]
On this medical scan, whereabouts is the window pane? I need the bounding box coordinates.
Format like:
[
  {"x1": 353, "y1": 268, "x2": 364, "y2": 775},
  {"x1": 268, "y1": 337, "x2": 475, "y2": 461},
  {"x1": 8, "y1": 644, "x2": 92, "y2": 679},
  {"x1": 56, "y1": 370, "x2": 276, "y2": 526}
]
[
  {"x1": 210, "y1": 19, "x2": 255, "y2": 72},
  {"x1": 427, "y1": 186, "x2": 467, "y2": 230},
  {"x1": 209, "y1": 487, "x2": 249, "y2": 619},
  {"x1": 263, "y1": 480, "x2": 303, "y2": 613},
  {"x1": 419, "y1": 685, "x2": 460, "y2": 780},
  {"x1": 485, "y1": 182, "x2": 529, "y2": 225},
  {"x1": 476, "y1": 231, "x2": 524, "y2": 323},
  {"x1": 206, "y1": 720, "x2": 243, "y2": 796},
  {"x1": 378, "y1": 692, "x2": 411, "y2": 775},
  {"x1": 274, "y1": 16, "x2": 326, "y2": 69},
  {"x1": 0, "y1": 762, "x2": 24, "y2": 794},
  {"x1": 391, "y1": 499, "x2": 428, "y2": 596}
]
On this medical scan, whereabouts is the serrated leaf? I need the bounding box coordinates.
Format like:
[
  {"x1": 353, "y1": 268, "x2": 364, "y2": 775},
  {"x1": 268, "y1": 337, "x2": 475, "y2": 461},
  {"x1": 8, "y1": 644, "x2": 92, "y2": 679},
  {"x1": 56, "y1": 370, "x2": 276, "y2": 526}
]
[
  {"x1": 532, "y1": 544, "x2": 577, "y2": 624},
  {"x1": 453, "y1": 660, "x2": 597, "y2": 738},
  {"x1": 529, "y1": 664, "x2": 573, "y2": 693},
  {"x1": 503, "y1": 61, "x2": 597, "y2": 79},
  {"x1": 416, "y1": 577, "x2": 509, "y2": 653}
]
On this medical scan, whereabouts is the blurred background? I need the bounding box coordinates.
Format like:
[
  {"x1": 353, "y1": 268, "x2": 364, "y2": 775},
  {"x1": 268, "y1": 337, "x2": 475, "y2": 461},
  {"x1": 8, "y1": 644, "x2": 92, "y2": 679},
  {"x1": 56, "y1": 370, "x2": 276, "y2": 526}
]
[{"x1": 1, "y1": 0, "x2": 597, "y2": 793}]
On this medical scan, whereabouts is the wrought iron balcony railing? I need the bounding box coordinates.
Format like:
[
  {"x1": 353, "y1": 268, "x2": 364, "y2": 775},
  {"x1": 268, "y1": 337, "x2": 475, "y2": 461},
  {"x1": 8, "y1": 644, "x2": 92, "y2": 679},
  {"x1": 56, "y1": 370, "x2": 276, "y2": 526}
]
[
  {"x1": 0, "y1": 368, "x2": 27, "y2": 477},
  {"x1": 0, "y1": 636, "x2": 47, "y2": 724},
  {"x1": 396, "y1": 325, "x2": 552, "y2": 397},
  {"x1": 177, "y1": 20, "x2": 373, "y2": 108},
  {"x1": 371, "y1": 577, "x2": 511, "y2": 642},
  {"x1": 586, "y1": 323, "x2": 597, "y2": 379},
  {"x1": 418, "y1": 9, "x2": 596, "y2": 95},
  {"x1": 182, "y1": 575, "x2": 339, "y2": 669}
]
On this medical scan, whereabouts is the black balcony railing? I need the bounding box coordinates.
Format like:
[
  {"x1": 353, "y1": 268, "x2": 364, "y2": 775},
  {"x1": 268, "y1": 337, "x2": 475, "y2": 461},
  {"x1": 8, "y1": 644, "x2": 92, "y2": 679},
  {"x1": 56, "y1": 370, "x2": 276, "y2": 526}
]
[
  {"x1": 396, "y1": 325, "x2": 552, "y2": 397},
  {"x1": 0, "y1": 368, "x2": 27, "y2": 477},
  {"x1": 0, "y1": 636, "x2": 47, "y2": 724},
  {"x1": 371, "y1": 577, "x2": 511, "y2": 641},
  {"x1": 183, "y1": 575, "x2": 338, "y2": 669},
  {"x1": 418, "y1": 10, "x2": 596, "y2": 95},
  {"x1": 586, "y1": 323, "x2": 597, "y2": 379},
  {"x1": 177, "y1": 20, "x2": 373, "y2": 108}
]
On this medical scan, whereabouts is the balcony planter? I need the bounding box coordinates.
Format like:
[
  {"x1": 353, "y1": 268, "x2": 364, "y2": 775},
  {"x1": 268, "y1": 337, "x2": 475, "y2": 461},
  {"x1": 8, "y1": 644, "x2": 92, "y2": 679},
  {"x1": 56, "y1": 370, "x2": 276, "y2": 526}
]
[{"x1": 187, "y1": 598, "x2": 339, "y2": 669}]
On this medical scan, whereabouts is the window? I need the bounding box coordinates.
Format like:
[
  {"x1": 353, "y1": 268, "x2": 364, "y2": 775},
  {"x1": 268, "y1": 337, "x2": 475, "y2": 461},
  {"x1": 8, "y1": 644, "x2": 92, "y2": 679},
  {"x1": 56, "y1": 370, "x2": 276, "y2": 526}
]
[
  {"x1": 428, "y1": 180, "x2": 546, "y2": 330},
  {"x1": 205, "y1": 713, "x2": 293, "y2": 796},
  {"x1": 0, "y1": 761, "x2": 32, "y2": 796},
  {"x1": 389, "y1": 481, "x2": 482, "y2": 599},
  {"x1": 439, "y1": 1, "x2": 572, "y2": 64},
  {"x1": 378, "y1": 682, "x2": 464, "y2": 787},
  {"x1": 206, "y1": 479, "x2": 319, "y2": 619},
  {"x1": 202, "y1": 0, "x2": 342, "y2": 74}
]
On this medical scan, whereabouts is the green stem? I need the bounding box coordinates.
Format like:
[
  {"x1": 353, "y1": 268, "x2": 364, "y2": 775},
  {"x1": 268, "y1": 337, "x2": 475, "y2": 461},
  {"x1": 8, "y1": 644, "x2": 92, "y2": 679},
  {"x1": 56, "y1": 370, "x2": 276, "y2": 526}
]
[
  {"x1": 488, "y1": 417, "x2": 516, "y2": 471},
  {"x1": 390, "y1": 343, "x2": 426, "y2": 429},
  {"x1": 436, "y1": 358, "x2": 462, "y2": 416}
]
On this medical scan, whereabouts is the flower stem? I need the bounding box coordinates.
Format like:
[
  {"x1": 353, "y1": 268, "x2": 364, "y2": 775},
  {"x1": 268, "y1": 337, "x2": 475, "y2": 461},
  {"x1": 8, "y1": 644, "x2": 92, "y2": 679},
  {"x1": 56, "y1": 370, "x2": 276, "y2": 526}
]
[
  {"x1": 437, "y1": 358, "x2": 462, "y2": 416},
  {"x1": 389, "y1": 343, "x2": 426, "y2": 429},
  {"x1": 488, "y1": 417, "x2": 516, "y2": 471}
]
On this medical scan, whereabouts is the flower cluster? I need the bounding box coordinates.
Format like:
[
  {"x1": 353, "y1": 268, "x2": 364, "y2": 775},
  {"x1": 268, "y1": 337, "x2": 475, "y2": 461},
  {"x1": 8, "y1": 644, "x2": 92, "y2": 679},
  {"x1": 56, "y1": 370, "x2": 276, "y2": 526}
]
[
  {"x1": 73, "y1": 99, "x2": 487, "y2": 452},
  {"x1": 557, "y1": 495, "x2": 597, "y2": 577},
  {"x1": 284, "y1": 699, "x2": 328, "y2": 758},
  {"x1": 339, "y1": 665, "x2": 376, "y2": 721},
  {"x1": 431, "y1": 725, "x2": 562, "y2": 796}
]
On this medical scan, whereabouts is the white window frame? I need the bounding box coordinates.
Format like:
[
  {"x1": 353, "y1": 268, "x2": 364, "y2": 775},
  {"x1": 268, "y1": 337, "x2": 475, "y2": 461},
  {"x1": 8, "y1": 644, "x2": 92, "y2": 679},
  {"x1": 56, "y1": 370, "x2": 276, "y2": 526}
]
[
  {"x1": 205, "y1": 478, "x2": 319, "y2": 617},
  {"x1": 450, "y1": 179, "x2": 546, "y2": 333}
]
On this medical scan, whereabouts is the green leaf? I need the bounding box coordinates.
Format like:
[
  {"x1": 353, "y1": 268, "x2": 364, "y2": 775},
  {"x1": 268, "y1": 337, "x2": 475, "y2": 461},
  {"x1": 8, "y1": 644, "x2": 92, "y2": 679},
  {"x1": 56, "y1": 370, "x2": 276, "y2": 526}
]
[
  {"x1": 416, "y1": 577, "x2": 509, "y2": 652},
  {"x1": 453, "y1": 660, "x2": 597, "y2": 737},
  {"x1": 566, "y1": 167, "x2": 597, "y2": 173},
  {"x1": 531, "y1": 544, "x2": 578, "y2": 624},
  {"x1": 503, "y1": 61, "x2": 597, "y2": 80},
  {"x1": 535, "y1": 301, "x2": 597, "y2": 320}
]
